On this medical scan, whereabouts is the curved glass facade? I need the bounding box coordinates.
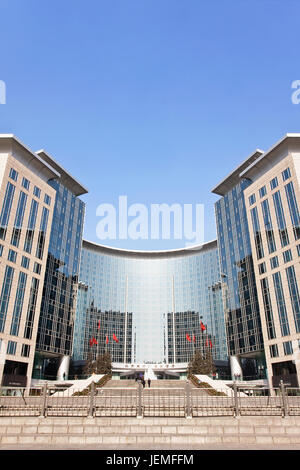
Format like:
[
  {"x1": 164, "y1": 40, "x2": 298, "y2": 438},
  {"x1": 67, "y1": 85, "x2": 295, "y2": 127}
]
[{"x1": 73, "y1": 240, "x2": 228, "y2": 365}]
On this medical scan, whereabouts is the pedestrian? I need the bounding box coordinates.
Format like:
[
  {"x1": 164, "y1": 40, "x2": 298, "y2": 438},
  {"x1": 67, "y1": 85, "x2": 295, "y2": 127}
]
[
  {"x1": 142, "y1": 379, "x2": 146, "y2": 388},
  {"x1": 148, "y1": 379, "x2": 151, "y2": 388}
]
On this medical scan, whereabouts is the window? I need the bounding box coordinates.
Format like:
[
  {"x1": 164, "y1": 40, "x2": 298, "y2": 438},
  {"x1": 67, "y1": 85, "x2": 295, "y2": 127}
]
[
  {"x1": 250, "y1": 207, "x2": 264, "y2": 259},
  {"x1": 273, "y1": 271, "x2": 290, "y2": 337},
  {"x1": 9, "y1": 168, "x2": 18, "y2": 181},
  {"x1": 33, "y1": 186, "x2": 41, "y2": 198},
  {"x1": 0, "y1": 182, "x2": 16, "y2": 241},
  {"x1": 270, "y1": 256, "x2": 279, "y2": 269},
  {"x1": 259, "y1": 186, "x2": 267, "y2": 198},
  {"x1": 7, "y1": 341, "x2": 17, "y2": 355},
  {"x1": 286, "y1": 266, "x2": 300, "y2": 333},
  {"x1": 0, "y1": 244, "x2": 3, "y2": 257},
  {"x1": 10, "y1": 191, "x2": 27, "y2": 248},
  {"x1": 33, "y1": 262, "x2": 41, "y2": 275},
  {"x1": 21, "y1": 256, "x2": 30, "y2": 269},
  {"x1": 270, "y1": 344, "x2": 279, "y2": 358},
  {"x1": 270, "y1": 177, "x2": 278, "y2": 190},
  {"x1": 282, "y1": 167, "x2": 291, "y2": 181},
  {"x1": 297, "y1": 245, "x2": 300, "y2": 257},
  {"x1": 249, "y1": 194, "x2": 256, "y2": 206},
  {"x1": 0, "y1": 266, "x2": 14, "y2": 332},
  {"x1": 261, "y1": 199, "x2": 276, "y2": 254},
  {"x1": 8, "y1": 249, "x2": 17, "y2": 263},
  {"x1": 258, "y1": 262, "x2": 266, "y2": 274},
  {"x1": 10, "y1": 271, "x2": 27, "y2": 336},
  {"x1": 273, "y1": 191, "x2": 289, "y2": 247},
  {"x1": 21, "y1": 344, "x2": 30, "y2": 358},
  {"x1": 22, "y1": 177, "x2": 30, "y2": 190},
  {"x1": 44, "y1": 194, "x2": 51, "y2": 205},
  {"x1": 283, "y1": 341, "x2": 293, "y2": 356},
  {"x1": 260, "y1": 277, "x2": 276, "y2": 340},
  {"x1": 283, "y1": 249, "x2": 293, "y2": 263},
  {"x1": 285, "y1": 182, "x2": 300, "y2": 240}
]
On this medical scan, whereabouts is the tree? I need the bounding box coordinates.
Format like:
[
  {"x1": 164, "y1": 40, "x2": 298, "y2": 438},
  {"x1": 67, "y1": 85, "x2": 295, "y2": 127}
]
[
  {"x1": 95, "y1": 352, "x2": 112, "y2": 374},
  {"x1": 187, "y1": 349, "x2": 216, "y2": 376}
]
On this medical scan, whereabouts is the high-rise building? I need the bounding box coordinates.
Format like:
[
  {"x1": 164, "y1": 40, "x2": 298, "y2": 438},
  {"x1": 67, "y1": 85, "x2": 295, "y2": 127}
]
[
  {"x1": 0, "y1": 135, "x2": 58, "y2": 387},
  {"x1": 71, "y1": 239, "x2": 228, "y2": 378},
  {"x1": 212, "y1": 151, "x2": 267, "y2": 380},
  {"x1": 33, "y1": 150, "x2": 87, "y2": 381},
  {"x1": 241, "y1": 134, "x2": 300, "y2": 387}
]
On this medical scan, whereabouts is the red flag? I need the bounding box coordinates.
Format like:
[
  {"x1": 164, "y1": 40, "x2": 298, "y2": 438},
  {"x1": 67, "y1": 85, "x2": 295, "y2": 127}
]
[
  {"x1": 209, "y1": 339, "x2": 212, "y2": 349},
  {"x1": 192, "y1": 334, "x2": 196, "y2": 343},
  {"x1": 89, "y1": 337, "x2": 97, "y2": 346},
  {"x1": 186, "y1": 333, "x2": 191, "y2": 342},
  {"x1": 113, "y1": 333, "x2": 119, "y2": 343},
  {"x1": 200, "y1": 322, "x2": 206, "y2": 331},
  {"x1": 89, "y1": 338, "x2": 93, "y2": 347},
  {"x1": 97, "y1": 320, "x2": 100, "y2": 330},
  {"x1": 92, "y1": 337, "x2": 97, "y2": 345},
  {"x1": 106, "y1": 335, "x2": 109, "y2": 344},
  {"x1": 206, "y1": 338, "x2": 209, "y2": 347}
]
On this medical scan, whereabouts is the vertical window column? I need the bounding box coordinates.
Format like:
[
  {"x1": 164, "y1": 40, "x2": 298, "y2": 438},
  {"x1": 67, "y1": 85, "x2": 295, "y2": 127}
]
[
  {"x1": 260, "y1": 277, "x2": 276, "y2": 339},
  {"x1": 0, "y1": 266, "x2": 15, "y2": 332},
  {"x1": 24, "y1": 200, "x2": 38, "y2": 254},
  {"x1": 0, "y1": 182, "x2": 15, "y2": 241},
  {"x1": 24, "y1": 277, "x2": 40, "y2": 340},
  {"x1": 10, "y1": 271, "x2": 28, "y2": 336},
  {"x1": 11, "y1": 191, "x2": 28, "y2": 247},
  {"x1": 261, "y1": 199, "x2": 276, "y2": 254},
  {"x1": 273, "y1": 191, "x2": 289, "y2": 247},
  {"x1": 286, "y1": 266, "x2": 300, "y2": 333},
  {"x1": 272, "y1": 271, "x2": 290, "y2": 336},
  {"x1": 285, "y1": 181, "x2": 300, "y2": 240},
  {"x1": 250, "y1": 206, "x2": 264, "y2": 259},
  {"x1": 35, "y1": 207, "x2": 49, "y2": 259}
]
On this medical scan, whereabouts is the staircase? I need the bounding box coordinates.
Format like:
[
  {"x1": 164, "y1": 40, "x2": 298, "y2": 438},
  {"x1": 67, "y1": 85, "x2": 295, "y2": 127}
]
[{"x1": 104, "y1": 379, "x2": 195, "y2": 389}]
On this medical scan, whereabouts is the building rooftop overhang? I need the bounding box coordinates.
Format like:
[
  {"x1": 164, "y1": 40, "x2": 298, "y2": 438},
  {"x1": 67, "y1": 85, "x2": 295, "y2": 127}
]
[
  {"x1": 240, "y1": 133, "x2": 300, "y2": 180},
  {"x1": 211, "y1": 149, "x2": 264, "y2": 196},
  {"x1": 36, "y1": 149, "x2": 88, "y2": 196},
  {"x1": 82, "y1": 239, "x2": 218, "y2": 259},
  {"x1": 0, "y1": 134, "x2": 61, "y2": 180}
]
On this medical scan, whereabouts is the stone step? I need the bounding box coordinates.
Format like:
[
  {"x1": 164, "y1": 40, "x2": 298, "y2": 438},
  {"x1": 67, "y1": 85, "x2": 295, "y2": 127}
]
[{"x1": 1, "y1": 432, "x2": 300, "y2": 446}]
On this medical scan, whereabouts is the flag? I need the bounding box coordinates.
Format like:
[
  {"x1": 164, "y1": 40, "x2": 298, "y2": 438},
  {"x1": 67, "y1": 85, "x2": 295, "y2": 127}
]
[
  {"x1": 186, "y1": 333, "x2": 191, "y2": 342},
  {"x1": 200, "y1": 322, "x2": 206, "y2": 331},
  {"x1": 97, "y1": 320, "x2": 100, "y2": 330},
  {"x1": 113, "y1": 333, "x2": 119, "y2": 343},
  {"x1": 209, "y1": 339, "x2": 212, "y2": 349},
  {"x1": 106, "y1": 335, "x2": 109, "y2": 344},
  {"x1": 192, "y1": 334, "x2": 196, "y2": 343},
  {"x1": 206, "y1": 338, "x2": 209, "y2": 347},
  {"x1": 89, "y1": 337, "x2": 97, "y2": 346}
]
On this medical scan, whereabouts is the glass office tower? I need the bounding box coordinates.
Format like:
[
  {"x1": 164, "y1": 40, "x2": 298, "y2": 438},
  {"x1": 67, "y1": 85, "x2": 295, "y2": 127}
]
[
  {"x1": 212, "y1": 151, "x2": 266, "y2": 379},
  {"x1": 72, "y1": 239, "x2": 228, "y2": 368},
  {"x1": 33, "y1": 150, "x2": 87, "y2": 380}
]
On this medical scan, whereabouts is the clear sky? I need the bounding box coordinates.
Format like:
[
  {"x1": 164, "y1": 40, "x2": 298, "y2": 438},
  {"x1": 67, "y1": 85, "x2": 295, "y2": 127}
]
[{"x1": 1, "y1": 0, "x2": 300, "y2": 250}]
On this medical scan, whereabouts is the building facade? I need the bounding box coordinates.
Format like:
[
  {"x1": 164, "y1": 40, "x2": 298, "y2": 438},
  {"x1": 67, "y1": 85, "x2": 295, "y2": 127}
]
[
  {"x1": 71, "y1": 239, "x2": 228, "y2": 377},
  {"x1": 0, "y1": 135, "x2": 58, "y2": 387},
  {"x1": 242, "y1": 134, "x2": 300, "y2": 387},
  {"x1": 212, "y1": 151, "x2": 267, "y2": 380}
]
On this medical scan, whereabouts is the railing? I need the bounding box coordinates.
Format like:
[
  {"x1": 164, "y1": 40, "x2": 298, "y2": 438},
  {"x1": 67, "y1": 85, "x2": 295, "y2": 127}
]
[{"x1": 1, "y1": 381, "x2": 300, "y2": 418}]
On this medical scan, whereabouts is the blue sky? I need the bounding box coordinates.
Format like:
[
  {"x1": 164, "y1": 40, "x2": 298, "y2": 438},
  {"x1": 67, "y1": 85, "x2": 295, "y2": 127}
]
[{"x1": 1, "y1": 0, "x2": 300, "y2": 250}]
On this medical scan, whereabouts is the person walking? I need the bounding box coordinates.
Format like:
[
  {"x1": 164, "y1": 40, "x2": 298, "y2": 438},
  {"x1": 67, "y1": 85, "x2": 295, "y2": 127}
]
[{"x1": 148, "y1": 379, "x2": 151, "y2": 388}]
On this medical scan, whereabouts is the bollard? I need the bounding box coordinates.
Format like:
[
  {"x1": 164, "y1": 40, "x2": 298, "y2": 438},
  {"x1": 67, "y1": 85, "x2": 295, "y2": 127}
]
[
  {"x1": 137, "y1": 382, "x2": 143, "y2": 419},
  {"x1": 280, "y1": 380, "x2": 288, "y2": 417},
  {"x1": 40, "y1": 382, "x2": 48, "y2": 418},
  {"x1": 185, "y1": 381, "x2": 192, "y2": 419},
  {"x1": 88, "y1": 381, "x2": 95, "y2": 418},
  {"x1": 233, "y1": 382, "x2": 239, "y2": 417}
]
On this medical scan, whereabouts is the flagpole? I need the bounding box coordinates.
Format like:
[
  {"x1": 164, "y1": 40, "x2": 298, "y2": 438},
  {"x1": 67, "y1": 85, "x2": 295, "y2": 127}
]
[
  {"x1": 172, "y1": 276, "x2": 176, "y2": 363},
  {"x1": 124, "y1": 275, "x2": 128, "y2": 363}
]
